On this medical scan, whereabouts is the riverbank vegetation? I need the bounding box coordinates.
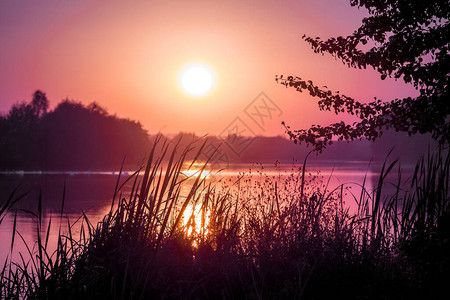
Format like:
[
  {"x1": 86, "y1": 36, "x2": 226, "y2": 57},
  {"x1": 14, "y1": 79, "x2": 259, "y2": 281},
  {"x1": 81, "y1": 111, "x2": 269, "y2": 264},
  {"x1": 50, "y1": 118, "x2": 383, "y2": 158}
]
[{"x1": 1, "y1": 137, "x2": 448, "y2": 299}]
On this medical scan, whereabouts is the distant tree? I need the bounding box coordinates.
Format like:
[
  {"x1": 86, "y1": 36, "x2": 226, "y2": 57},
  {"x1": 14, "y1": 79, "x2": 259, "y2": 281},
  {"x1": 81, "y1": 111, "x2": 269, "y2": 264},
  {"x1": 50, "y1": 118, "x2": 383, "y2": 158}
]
[
  {"x1": 0, "y1": 93, "x2": 150, "y2": 170},
  {"x1": 40, "y1": 99, "x2": 150, "y2": 170},
  {"x1": 276, "y1": 0, "x2": 449, "y2": 152},
  {"x1": 6, "y1": 90, "x2": 48, "y2": 130},
  {"x1": 3, "y1": 95, "x2": 43, "y2": 168},
  {"x1": 7, "y1": 101, "x2": 36, "y2": 130},
  {"x1": 87, "y1": 101, "x2": 108, "y2": 115},
  {"x1": 31, "y1": 90, "x2": 49, "y2": 118}
]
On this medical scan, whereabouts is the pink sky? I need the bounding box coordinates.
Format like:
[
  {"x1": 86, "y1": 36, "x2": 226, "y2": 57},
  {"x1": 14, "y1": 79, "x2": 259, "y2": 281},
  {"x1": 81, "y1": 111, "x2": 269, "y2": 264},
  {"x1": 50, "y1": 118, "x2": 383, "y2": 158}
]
[{"x1": 0, "y1": 0, "x2": 418, "y2": 137}]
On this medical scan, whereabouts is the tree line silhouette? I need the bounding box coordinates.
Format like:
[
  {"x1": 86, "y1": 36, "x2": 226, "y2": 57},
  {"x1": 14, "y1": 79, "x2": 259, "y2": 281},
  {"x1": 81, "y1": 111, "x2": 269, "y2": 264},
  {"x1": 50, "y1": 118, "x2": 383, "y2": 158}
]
[
  {"x1": 0, "y1": 91, "x2": 150, "y2": 170},
  {"x1": 0, "y1": 91, "x2": 433, "y2": 171}
]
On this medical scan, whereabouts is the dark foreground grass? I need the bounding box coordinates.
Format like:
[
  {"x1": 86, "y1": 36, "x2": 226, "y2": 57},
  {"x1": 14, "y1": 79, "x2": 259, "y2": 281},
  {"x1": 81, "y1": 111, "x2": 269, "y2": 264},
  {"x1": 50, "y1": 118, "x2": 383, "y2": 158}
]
[{"x1": 1, "y1": 137, "x2": 449, "y2": 299}]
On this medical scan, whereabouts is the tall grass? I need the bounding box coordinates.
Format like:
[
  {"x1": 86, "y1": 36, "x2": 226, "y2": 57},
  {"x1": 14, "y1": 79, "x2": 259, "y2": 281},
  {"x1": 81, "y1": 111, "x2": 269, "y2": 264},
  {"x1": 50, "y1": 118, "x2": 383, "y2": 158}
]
[{"x1": 1, "y1": 137, "x2": 448, "y2": 299}]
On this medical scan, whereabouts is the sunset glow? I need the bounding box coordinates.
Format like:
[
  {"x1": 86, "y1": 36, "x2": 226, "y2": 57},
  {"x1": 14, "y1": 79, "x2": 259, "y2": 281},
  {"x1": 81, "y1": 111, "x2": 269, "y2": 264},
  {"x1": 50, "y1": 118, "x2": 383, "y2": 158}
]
[
  {"x1": 0, "y1": 0, "x2": 445, "y2": 297},
  {"x1": 181, "y1": 168, "x2": 211, "y2": 179},
  {"x1": 0, "y1": 0, "x2": 419, "y2": 136}
]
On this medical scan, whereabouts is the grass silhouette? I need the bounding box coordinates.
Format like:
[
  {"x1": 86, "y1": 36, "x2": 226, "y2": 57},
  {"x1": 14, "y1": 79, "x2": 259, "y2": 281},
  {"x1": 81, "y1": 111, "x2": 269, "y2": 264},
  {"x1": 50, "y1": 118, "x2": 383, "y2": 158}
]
[{"x1": 1, "y1": 136, "x2": 449, "y2": 299}]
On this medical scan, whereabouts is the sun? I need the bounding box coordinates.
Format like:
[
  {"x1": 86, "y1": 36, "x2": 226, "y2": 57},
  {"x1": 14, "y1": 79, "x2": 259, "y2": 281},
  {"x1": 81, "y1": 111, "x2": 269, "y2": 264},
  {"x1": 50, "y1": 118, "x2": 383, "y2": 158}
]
[{"x1": 180, "y1": 63, "x2": 214, "y2": 96}]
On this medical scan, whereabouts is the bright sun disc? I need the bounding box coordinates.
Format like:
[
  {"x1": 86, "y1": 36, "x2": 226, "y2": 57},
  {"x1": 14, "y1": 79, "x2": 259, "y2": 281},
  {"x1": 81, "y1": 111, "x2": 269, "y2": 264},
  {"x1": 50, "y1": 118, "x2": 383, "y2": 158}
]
[{"x1": 180, "y1": 64, "x2": 214, "y2": 96}]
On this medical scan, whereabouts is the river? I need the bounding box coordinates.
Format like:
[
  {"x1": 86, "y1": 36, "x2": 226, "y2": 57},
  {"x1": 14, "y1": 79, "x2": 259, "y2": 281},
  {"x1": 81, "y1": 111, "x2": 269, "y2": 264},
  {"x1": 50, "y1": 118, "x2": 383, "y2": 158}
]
[{"x1": 0, "y1": 160, "x2": 413, "y2": 264}]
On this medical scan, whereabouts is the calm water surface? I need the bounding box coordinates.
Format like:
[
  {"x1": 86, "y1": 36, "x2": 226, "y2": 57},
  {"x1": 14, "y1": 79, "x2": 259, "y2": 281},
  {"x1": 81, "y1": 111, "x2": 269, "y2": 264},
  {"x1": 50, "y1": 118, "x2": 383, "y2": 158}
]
[{"x1": 0, "y1": 161, "x2": 412, "y2": 263}]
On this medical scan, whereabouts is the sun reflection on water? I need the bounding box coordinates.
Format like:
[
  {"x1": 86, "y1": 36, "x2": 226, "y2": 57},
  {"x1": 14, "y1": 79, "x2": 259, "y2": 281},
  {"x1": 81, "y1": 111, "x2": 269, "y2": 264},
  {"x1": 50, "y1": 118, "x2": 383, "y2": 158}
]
[
  {"x1": 181, "y1": 203, "x2": 211, "y2": 245},
  {"x1": 181, "y1": 161, "x2": 212, "y2": 179}
]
